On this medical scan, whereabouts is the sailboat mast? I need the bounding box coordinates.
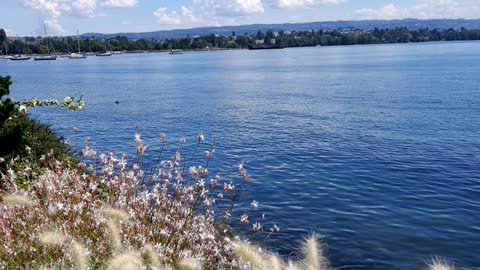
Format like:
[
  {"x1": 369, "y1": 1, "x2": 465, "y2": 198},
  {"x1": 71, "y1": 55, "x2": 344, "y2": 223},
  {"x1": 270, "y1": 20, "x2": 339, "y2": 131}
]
[
  {"x1": 77, "y1": 30, "x2": 81, "y2": 54},
  {"x1": 17, "y1": 35, "x2": 21, "y2": 55},
  {"x1": 44, "y1": 23, "x2": 50, "y2": 55}
]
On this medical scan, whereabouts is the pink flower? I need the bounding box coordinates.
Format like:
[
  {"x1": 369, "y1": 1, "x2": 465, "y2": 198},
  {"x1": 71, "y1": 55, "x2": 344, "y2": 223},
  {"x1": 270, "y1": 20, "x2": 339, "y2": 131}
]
[
  {"x1": 270, "y1": 224, "x2": 280, "y2": 233},
  {"x1": 240, "y1": 213, "x2": 249, "y2": 224}
]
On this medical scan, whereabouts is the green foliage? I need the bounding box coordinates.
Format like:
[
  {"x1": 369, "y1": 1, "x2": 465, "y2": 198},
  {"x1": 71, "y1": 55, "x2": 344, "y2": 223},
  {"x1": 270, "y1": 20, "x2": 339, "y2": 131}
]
[
  {"x1": 0, "y1": 28, "x2": 6, "y2": 45},
  {"x1": 0, "y1": 118, "x2": 25, "y2": 157},
  {"x1": 0, "y1": 76, "x2": 15, "y2": 126},
  {"x1": 5, "y1": 26, "x2": 480, "y2": 54},
  {"x1": 0, "y1": 75, "x2": 12, "y2": 99},
  {"x1": 0, "y1": 75, "x2": 28, "y2": 159},
  {"x1": 0, "y1": 76, "x2": 69, "y2": 160}
]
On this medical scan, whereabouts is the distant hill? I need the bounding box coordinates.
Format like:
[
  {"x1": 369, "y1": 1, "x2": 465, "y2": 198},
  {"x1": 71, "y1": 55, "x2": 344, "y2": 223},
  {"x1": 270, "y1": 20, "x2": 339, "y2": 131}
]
[{"x1": 82, "y1": 18, "x2": 480, "y2": 41}]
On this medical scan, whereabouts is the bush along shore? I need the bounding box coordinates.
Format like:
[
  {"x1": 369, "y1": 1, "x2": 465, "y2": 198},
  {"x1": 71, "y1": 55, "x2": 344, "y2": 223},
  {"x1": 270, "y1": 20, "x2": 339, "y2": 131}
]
[
  {"x1": 4, "y1": 27, "x2": 480, "y2": 55},
  {"x1": 0, "y1": 76, "x2": 456, "y2": 270}
]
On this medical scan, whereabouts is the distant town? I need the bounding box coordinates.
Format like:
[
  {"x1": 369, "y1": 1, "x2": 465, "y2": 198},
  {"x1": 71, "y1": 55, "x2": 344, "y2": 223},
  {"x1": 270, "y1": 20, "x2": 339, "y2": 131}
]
[{"x1": 2, "y1": 26, "x2": 480, "y2": 55}]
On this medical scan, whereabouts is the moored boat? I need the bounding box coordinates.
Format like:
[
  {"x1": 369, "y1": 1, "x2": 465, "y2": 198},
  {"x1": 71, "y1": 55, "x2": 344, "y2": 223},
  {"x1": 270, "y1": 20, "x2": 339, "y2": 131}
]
[
  {"x1": 169, "y1": 49, "x2": 183, "y2": 55},
  {"x1": 10, "y1": 35, "x2": 31, "y2": 61},
  {"x1": 96, "y1": 40, "x2": 112, "y2": 56},
  {"x1": 34, "y1": 24, "x2": 57, "y2": 61},
  {"x1": 247, "y1": 44, "x2": 284, "y2": 50},
  {"x1": 2, "y1": 44, "x2": 10, "y2": 59},
  {"x1": 34, "y1": 55, "x2": 57, "y2": 61},
  {"x1": 96, "y1": 52, "x2": 112, "y2": 56},
  {"x1": 69, "y1": 30, "x2": 86, "y2": 59},
  {"x1": 10, "y1": 55, "x2": 31, "y2": 61},
  {"x1": 69, "y1": 53, "x2": 86, "y2": 59}
]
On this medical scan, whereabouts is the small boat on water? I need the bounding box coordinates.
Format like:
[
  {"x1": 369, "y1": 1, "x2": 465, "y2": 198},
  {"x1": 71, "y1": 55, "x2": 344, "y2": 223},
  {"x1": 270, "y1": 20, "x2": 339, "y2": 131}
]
[
  {"x1": 34, "y1": 23, "x2": 57, "y2": 61},
  {"x1": 169, "y1": 49, "x2": 183, "y2": 55},
  {"x1": 247, "y1": 44, "x2": 284, "y2": 50},
  {"x1": 96, "y1": 40, "x2": 112, "y2": 56},
  {"x1": 34, "y1": 55, "x2": 57, "y2": 61},
  {"x1": 96, "y1": 52, "x2": 112, "y2": 56},
  {"x1": 113, "y1": 40, "x2": 122, "y2": 54},
  {"x1": 69, "y1": 30, "x2": 86, "y2": 59},
  {"x1": 69, "y1": 53, "x2": 86, "y2": 59},
  {"x1": 10, "y1": 36, "x2": 31, "y2": 61},
  {"x1": 10, "y1": 55, "x2": 31, "y2": 61},
  {"x1": 2, "y1": 44, "x2": 11, "y2": 59}
]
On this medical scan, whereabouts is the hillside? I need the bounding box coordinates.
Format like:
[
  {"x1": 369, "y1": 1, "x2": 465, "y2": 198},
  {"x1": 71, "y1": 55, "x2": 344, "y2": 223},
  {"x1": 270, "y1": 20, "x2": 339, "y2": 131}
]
[{"x1": 82, "y1": 18, "x2": 480, "y2": 40}]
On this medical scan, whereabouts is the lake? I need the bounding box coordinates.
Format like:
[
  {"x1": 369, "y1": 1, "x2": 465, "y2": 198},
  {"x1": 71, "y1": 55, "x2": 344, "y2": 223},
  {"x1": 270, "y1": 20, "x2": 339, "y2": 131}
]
[{"x1": 1, "y1": 42, "x2": 479, "y2": 270}]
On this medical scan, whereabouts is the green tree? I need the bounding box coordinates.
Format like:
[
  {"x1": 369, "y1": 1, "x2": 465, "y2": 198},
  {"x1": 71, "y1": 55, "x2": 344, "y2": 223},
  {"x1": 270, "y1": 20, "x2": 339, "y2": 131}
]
[
  {"x1": 0, "y1": 76, "x2": 23, "y2": 158},
  {"x1": 0, "y1": 29, "x2": 7, "y2": 49}
]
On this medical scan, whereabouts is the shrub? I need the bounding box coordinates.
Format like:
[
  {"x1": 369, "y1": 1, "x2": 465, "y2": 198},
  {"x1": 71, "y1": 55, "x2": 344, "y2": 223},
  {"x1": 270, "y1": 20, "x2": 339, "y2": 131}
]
[
  {"x1": 0, "y1": 131, "x2": 278, "y2": 269},
  {"x1": 0, "y1": 75, "x2": 82, "y2": 165}
]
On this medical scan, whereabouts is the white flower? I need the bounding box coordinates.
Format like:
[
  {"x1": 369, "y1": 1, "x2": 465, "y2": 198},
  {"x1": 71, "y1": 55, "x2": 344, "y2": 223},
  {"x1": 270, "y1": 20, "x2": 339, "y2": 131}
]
[
  {"x1": 240, "y1": 213, "x2": 249, "y2": 224},
  {"x1": 159, "y1": 133, "x2": 166, "y2": 142},
  {"x1": 134, "y1": 132, "x2": 141, "y2": 144},
  {"x1": 270, "y1": 224, "x2": 280, "y2": 233},
  {"x1": 250, "y1": 200, "x2": 258, "y2": 209},
  {"x1": 189, "y1": 166, "x2": 197, "y2": 176},
  {"x1": 197, "y1": 132, "x2": 204, "y2": 142},
  {"x1": 18, "y1": 105, "x2": 27, "y2": 113},
  {"x1": 252, "y1": 222, "x2": 262, "y2": 232}
]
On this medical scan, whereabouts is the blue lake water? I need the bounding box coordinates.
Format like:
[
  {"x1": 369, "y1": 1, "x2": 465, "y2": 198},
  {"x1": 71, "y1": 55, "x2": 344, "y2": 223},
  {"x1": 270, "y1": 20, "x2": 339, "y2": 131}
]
[{"x1": 1, "y1": 42, "x2": 480, "y2": 270}]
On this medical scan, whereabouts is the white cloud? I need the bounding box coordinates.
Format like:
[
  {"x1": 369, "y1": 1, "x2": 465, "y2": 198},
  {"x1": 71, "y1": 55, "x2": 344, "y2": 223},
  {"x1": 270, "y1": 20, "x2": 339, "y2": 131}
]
[
  {"x1": 44, "y1": 18, "x2": 66, "y2": 35},
  {"x1": 193, "y1": 0, "x2": 264, "y2": 16},
  {"x1": 153, "y1": 0, "x2": 264, "y2": 28},
  {"x1": 354, "y1": 0, "x2": 480, "y2": 20},
  {"x1": 153, "y1": 6, "x2": 196, "y2": 25},
  {"x1": 71, "y1": 0, "x2": 97, "y2": 17},
  {"x1": 411, "y1": 0, "x2": 460, "y2": 19},
  {"x1": 275, "y1": 0, "x2": 346, "y2": 9},
  {"x1": 354, "y1": 4, "x2": 409, "y2": 20},
  {"x1": 19, "y1": 0, "x2": 65, "y2": 34},
  {"x1": 226, "y1": 0, "x2": 265, "y2": 15},
  {"x1": 20, "y1": 0, "x2": 63, "y2": 18},
  {"x1": 18, "y1": 0, "x2": 99, "y2": 35},
  {"x1": 100, "y1": 0, "x2": 137, "y2": 8}
]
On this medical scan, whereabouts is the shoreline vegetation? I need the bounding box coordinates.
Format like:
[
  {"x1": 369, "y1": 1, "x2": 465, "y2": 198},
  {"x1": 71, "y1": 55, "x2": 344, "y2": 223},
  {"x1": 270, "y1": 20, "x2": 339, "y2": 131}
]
[
  {"x1": 2, "y1": 27, "x2": 480, "y2": 56},
  {"x1": 0, "y1": 75, "x2": 459, "y2": 269}
]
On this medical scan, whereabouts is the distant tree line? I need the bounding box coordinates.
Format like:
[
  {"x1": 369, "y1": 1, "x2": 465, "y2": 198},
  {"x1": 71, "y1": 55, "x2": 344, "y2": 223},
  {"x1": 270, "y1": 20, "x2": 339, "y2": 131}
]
[{"x1": 2, "y1": 27, "x2": 480, "y2": 54}]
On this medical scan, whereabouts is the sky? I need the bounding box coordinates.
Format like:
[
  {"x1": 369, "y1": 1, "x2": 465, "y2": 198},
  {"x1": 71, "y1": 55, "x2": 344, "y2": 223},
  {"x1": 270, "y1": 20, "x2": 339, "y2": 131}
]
[{"x1": 1, "y1": 0, "x2": 480, "y2": 36}]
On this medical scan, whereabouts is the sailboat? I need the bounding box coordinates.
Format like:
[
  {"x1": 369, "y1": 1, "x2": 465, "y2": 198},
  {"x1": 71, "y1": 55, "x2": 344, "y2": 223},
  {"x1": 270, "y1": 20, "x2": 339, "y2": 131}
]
[
  {"x1": 112, "y1": 40, "x2": 122, "y2": 54},
  {"x1": 2, "y1": 43, "x2": 11, "y2": 59},
  {"x1": 10, "y1": 36, "x2": 31, "y2": 61},
  {"x1": 96, "y1": 40, "x2": 112, "y2": 56},
  {"x1": 60, "y1": 39, "x2": 71, "y2": 58},
  {"x1": 69, "y1": 30, "x2": 86, "y2": 59},
  {"x1": 85, "y1": 39, "x2": 95, "y2": 56},
  {"x1": 34, "y1": 24, "x2": 57, "y2": 61}
]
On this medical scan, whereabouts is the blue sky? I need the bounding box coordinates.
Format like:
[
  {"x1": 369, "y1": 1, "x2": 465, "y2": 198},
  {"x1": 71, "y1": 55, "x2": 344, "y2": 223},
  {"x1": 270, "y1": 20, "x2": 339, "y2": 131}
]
[{"x1": 1, "y1": 0, "x2": 480, "y2": 36}]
